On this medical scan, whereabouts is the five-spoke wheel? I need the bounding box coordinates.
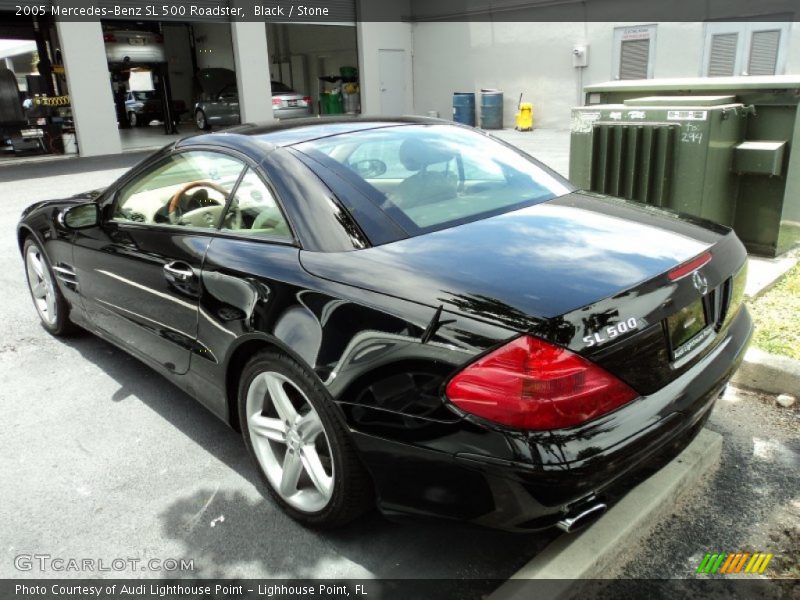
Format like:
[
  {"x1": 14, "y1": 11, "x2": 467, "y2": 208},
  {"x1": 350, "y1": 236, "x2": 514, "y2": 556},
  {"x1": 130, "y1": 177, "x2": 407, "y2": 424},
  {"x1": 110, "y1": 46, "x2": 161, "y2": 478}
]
[
  {"x1": 246, "y1": 371, "x2": 334, "y2": 512},
  {"x1": 23, "y1": 238, "x2": 74, "y2": 336},
  {"x1": 25, "y1": 243, "x2": 57, "y2": 327},
  {"x1": 239, "y1": 351, "x2": 373, "y2": 527}
]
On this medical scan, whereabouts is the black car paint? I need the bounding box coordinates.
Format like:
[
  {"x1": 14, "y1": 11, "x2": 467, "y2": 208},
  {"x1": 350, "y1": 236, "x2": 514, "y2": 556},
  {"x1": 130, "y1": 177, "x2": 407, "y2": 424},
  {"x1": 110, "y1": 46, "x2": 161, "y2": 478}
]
[{"x1": 17, "y1": 117, "x2": 752, "y2": 530}]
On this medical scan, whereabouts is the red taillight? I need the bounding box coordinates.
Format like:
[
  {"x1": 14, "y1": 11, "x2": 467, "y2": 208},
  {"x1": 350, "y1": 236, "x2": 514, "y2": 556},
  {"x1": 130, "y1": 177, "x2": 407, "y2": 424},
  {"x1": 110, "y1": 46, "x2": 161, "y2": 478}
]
[
  {"x1": 103, "y1": 33, "x2": 116, "y2": 43},
  {"x1": 445, "y1": 336, "x2": 638, "y2": 430},
  {"x1": 272, "y1": 97, "x2": 283, "y2": 107},
  {"x1": 668, "y1": 251, "x2": 712, "y2": 281},
  {"x1": 302, "y1": 96, "x2": 312, "y2": 106}
]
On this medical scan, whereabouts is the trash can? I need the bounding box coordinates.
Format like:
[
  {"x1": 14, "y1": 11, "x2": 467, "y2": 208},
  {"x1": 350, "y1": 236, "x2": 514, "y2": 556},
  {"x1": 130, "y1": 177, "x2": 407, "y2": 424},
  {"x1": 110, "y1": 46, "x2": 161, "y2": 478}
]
[
  {"x1": 61, "y1": 132, "x2": 77, "y2": 154},
  {"x1": 480, "y1": 89, "x2": 503, "y2": 129},
  {"x1": 452, "y1": 92, "x2": 475, "y2": 126},
  {"x1": 320, "y1": 91, "x2": 343, "y2": 115}
]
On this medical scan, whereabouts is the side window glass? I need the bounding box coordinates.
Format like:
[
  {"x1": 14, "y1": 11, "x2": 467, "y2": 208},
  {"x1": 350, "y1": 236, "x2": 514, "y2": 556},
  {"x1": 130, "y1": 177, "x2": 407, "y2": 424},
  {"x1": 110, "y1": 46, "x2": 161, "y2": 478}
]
[
  {"x1": 221, "y1": 169, "x2": 293, "y2": 240},
  {"x1": 219, "y1": 85, "x2": 239, "y2": 102},
  {"x1": 113, "y1": 151, "x2": 244, "y2": 228}
]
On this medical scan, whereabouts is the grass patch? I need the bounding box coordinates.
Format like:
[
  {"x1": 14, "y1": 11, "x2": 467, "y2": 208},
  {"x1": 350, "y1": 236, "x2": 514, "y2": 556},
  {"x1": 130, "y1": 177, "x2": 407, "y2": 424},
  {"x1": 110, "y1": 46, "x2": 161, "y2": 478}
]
[{"x1": 746, "y1": 262, "x2": 800, "y2": 360}]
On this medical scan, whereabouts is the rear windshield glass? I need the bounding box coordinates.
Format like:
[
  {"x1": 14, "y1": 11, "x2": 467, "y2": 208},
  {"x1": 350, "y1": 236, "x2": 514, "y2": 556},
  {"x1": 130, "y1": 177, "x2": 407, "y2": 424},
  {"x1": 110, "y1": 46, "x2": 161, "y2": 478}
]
[
  {"x1": 297, "y1": 124, "x2": 572, "y2": 235},
  {"x1": 271, "y1": 81, "x2": 295, "y2": 94}
]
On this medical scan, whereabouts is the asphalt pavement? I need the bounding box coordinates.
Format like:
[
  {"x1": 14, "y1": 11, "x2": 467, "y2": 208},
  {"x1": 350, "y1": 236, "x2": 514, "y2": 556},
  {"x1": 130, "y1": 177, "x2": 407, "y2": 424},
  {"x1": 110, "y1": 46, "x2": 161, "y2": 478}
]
[
  {"x1": 607, "y1": 386, "x2": 799, "y2": 582},
  {"x1": 0, "y1": 151, "x2": 556, "y2": 583}
]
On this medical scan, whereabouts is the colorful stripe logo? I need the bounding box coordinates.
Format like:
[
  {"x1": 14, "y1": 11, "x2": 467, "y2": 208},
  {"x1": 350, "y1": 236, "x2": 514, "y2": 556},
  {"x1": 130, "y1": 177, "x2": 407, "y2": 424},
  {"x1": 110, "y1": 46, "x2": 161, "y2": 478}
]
[{"x1": 696, "y1": 552, "x2": 774, "y2": 574}]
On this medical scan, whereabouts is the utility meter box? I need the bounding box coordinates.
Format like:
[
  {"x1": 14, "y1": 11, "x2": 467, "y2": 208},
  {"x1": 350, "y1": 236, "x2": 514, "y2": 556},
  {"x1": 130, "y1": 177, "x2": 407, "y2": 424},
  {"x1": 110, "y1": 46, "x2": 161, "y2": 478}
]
[
  {"x1": 570, "y1": 76, "x2": 800, "y2": 257},
  {"x1": 570, "y1": 96, "x2": 747, "y2": 227}
]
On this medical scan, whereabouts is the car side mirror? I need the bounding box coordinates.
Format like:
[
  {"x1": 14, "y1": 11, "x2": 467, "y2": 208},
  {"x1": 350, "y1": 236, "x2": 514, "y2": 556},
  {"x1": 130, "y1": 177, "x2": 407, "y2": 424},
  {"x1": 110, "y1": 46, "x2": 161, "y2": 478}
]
[{"x1": 60, "y1": 202, "x2": 100, "y2": 229}]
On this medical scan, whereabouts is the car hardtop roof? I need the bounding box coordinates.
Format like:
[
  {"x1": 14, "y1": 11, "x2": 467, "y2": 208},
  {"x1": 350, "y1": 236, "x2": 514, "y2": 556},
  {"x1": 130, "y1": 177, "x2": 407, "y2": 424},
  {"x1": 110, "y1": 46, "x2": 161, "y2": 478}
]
[{"x1": 175, "y1": 115, "x2": 456, "y2": 153}]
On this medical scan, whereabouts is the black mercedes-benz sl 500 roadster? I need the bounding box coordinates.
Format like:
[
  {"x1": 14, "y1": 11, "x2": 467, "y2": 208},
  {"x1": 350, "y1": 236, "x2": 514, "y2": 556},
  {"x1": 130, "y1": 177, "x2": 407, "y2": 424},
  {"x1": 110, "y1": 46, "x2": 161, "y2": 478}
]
[{"x1": 18, "y1": 117, "x2": 751, "y2": 531}]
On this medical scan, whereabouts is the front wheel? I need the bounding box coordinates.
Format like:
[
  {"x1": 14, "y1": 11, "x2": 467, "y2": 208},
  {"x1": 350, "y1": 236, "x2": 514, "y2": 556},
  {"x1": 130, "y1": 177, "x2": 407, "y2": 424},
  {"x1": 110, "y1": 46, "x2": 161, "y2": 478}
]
[
  {"x1": 195, "y1": 110, "x2": 209, "y2": 131},
  {"x1": 23, "y1": 238, "x2": 76, "y2": 336},
  {"x1": 238, "y1": 350, "x2": 373, "y2": 528}
]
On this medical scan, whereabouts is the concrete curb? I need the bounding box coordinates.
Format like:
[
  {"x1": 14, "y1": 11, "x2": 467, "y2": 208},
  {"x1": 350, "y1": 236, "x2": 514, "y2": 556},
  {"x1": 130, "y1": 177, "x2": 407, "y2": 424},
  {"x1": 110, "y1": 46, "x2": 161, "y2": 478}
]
[
  {"x1": 744, "y1": 253, "x2": 797, "y2": 300},
  {"x1": 489, "y1": 428, "x2": 723, "y2": 600},
  {"x1": 732, "y1": 347, "x2": 800, "y2": 397}
]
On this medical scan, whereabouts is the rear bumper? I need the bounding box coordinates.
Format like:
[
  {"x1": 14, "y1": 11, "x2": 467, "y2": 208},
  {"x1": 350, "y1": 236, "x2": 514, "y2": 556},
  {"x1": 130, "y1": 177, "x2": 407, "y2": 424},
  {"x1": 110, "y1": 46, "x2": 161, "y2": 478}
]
[
  {"x1": 275, "y1": 107, "x2": 312, "y2": 120},
  {"x1": 353, "y1": 306, "x2": 752, "y2": 531}
]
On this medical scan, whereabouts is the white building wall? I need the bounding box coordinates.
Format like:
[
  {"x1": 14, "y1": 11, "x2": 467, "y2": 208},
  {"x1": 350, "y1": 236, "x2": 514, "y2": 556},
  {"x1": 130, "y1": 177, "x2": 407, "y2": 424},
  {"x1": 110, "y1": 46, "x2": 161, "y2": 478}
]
[
  {"x1": 357, "y1": 19, "x2": 414, "y2": 115},
  {"x1": 231, "y1": 22, "x2": 274, "y2": 123},
  {"x1": 780, "y1": 23, "x2": 800, "y2": 73},
  {"x1": 56, "y1": 21, "x2": 121, "y2": 157},
  {"x1": 411, "y1": 21, "x2": 800, "y2": 129}
]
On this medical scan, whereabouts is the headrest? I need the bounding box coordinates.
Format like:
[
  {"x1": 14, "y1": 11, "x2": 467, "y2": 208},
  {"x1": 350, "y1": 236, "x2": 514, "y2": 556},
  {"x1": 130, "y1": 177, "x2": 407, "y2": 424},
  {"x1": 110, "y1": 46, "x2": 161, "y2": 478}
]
[{"x1": 398, "y1": 138, "x2": 455, "y2": 171}]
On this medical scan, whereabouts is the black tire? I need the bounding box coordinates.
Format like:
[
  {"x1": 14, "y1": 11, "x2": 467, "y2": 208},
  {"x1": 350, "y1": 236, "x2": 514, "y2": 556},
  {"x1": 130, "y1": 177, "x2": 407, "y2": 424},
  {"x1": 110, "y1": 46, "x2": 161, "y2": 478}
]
[
  {"x1": 22, "y1": 237, "x2": 77, "y2": 336},
  {"x1": 238, "y1": 349, "x2": 373, "y2": 528},
  {"x1": 195, "y1": 110, "x2": 210, "y2": 131}
]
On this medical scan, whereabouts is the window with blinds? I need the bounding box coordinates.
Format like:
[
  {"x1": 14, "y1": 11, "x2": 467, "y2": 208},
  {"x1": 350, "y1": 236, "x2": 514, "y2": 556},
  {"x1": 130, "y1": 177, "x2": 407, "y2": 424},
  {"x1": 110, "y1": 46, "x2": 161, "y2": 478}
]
[
  {"x1": 703, "y1": 22, "x2": 788, "y2": 77},
  {"x1": 748, "y1": 30, "x2": 781, "y2": 75},
  {"x1": 708, "y1": 33, "x2": 738, "y2": 77},
  {"x1": 619, "y1": 39, "x2": 651, "y2": 80}
]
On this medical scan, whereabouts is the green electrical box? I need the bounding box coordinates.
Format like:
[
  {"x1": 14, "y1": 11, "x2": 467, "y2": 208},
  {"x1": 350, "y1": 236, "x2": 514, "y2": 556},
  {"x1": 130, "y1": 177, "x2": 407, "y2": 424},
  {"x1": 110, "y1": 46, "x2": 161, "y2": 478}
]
[
  {"x1": 571, "y1": 97, "x2": 748, "y2": 227},
  {"x1": 734, "y1": 141, "x2": 786, "y2": 176},
  {"x1": 570, "y1": 76, "x2": 800, "y2": 257}
]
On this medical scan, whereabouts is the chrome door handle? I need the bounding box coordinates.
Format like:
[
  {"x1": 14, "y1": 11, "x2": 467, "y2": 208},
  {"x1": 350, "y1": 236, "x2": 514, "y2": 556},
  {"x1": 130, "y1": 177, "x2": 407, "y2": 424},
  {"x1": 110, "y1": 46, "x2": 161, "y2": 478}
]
[{"x1": 163, "y1": 261, "x2": 194, "y2": 282}]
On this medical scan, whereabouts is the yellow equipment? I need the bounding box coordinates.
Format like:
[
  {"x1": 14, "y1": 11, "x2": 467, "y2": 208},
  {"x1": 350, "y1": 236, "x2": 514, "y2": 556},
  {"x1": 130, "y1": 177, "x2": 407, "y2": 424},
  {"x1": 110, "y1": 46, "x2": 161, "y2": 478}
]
[{"x1": 515, "y1": 102, "x2": 533, "y2": 131}]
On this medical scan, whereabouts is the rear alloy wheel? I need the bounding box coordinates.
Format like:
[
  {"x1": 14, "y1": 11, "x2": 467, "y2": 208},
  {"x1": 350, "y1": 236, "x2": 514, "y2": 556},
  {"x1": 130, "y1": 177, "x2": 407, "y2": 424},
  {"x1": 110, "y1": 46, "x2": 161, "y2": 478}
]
[
  {"x1": 23, "y1": 238, "x2": 75, "y2": 336},
  {"x1": 195, "y1": 110, "x2": 209, "y2": 131},
  {"x1": 239, "y1": 351, "x2": 372, "y2": 527}
]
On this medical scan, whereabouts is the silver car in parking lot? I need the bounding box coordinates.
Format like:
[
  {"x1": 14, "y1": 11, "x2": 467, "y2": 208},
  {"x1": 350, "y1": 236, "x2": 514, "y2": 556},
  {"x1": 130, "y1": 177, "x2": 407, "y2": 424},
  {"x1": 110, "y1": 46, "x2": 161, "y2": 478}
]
[{"x1": 193, "y1": 68, "x2": 311, "y2": 130}]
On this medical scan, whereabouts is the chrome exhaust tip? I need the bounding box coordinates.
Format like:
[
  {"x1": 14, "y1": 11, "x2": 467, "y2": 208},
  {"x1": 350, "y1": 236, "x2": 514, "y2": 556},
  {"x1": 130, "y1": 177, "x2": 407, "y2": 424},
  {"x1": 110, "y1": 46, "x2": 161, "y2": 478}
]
[{"x1": 556, "y1": 502, "x2": 607, "y2": 533}]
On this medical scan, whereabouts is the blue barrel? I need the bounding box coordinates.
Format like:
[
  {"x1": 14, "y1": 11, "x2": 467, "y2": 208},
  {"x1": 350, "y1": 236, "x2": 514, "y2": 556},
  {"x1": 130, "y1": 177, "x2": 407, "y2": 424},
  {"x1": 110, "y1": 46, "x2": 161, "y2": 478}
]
[
  {"x1": 452, "y1": 92, "x2": 476, "y2": 126},
  {"x1": 480, "y1": 89, "x2": 504, "y2": 130}
]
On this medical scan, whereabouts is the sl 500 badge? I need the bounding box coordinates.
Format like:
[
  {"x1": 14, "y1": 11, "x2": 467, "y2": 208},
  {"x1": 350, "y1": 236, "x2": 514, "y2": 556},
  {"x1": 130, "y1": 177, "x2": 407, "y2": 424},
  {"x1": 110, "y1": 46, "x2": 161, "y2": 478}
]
[{"x1": 583, "y1": 317, "x2": 640, "y2": 348}]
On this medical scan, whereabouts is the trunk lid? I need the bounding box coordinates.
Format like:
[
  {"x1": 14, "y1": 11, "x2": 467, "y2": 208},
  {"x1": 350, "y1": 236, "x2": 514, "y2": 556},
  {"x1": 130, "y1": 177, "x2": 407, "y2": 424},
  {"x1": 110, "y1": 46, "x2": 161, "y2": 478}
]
[
  {"x1": 301, "y1": 192, "x2": 727, "y2": 322},
  {"x1": 301, "y1": 192, "x2": 747, "y2": 393}
]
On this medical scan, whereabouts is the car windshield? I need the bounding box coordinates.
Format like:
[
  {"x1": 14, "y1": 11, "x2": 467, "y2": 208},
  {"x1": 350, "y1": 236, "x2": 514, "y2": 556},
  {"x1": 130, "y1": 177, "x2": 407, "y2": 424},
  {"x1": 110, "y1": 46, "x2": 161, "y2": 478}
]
[
  {"x1": 271, "y1": 81, "x2": 294, "y2": 94},
  {"x1": 132, "y1": 91, "x2": 156, "y2": 101},
  {"x1": 297, "y1": 125, "x2": 572, "y2": 236}
]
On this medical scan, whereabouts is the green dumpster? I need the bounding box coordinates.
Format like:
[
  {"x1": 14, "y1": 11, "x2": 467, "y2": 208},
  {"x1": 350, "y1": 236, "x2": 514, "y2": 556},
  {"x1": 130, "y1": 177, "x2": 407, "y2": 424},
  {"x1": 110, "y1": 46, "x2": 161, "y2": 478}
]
[{"x1": 569, "y1": 76, "x2": 800, "y2": 257}]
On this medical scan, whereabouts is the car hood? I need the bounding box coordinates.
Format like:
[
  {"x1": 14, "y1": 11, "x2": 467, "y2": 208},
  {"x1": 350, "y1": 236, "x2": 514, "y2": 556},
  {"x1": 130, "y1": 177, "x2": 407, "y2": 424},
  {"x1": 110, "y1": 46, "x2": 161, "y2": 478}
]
[
  {"x1": 196, "y1": 68, "x2": 236, "y2": 97},
  {"x1": 300, "y1": 192, "x2": 730, "y2": 325}
]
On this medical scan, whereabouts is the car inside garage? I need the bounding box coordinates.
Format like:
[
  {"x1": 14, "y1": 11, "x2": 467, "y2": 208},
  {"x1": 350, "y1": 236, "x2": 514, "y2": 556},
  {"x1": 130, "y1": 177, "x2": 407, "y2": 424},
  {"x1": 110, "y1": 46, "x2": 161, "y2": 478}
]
[
  {"x1": 0, "y1": 15, "x2": 75, "y2": 162},
  {"x1": 266, "y1": 23, "x2": 360, "y2": 117},
  {"x1": 104, "y1": 18, "x2": 360, "y2": 152},
  {"x1": 102, "y1": 20, "x2": 205, "y2": 151}
]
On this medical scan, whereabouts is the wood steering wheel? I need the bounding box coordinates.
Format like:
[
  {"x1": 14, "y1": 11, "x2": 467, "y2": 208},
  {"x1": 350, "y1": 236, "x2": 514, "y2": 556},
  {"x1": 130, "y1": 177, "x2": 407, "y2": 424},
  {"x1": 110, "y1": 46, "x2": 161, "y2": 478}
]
[{"x1": 168, "y1": 180, "x2": 230, "y2": 216}]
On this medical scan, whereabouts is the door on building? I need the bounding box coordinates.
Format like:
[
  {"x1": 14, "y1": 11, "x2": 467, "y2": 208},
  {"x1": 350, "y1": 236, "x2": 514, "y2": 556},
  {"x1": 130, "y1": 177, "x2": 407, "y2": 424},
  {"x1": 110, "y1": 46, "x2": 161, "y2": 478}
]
[{"x1": 378, "y1": 49, "x2": 406, "y2": 116}]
